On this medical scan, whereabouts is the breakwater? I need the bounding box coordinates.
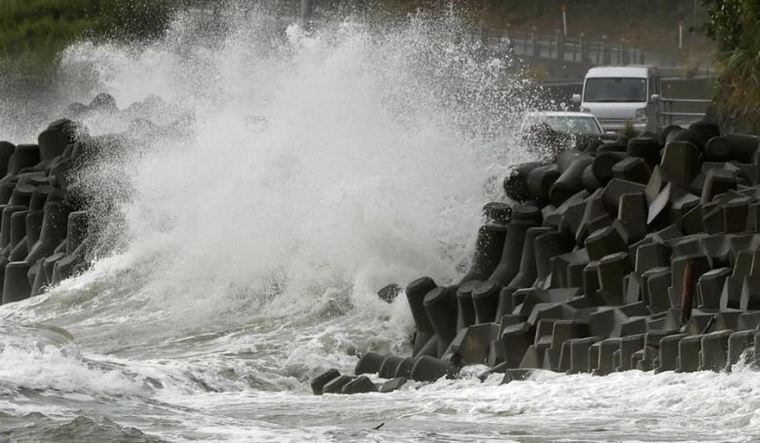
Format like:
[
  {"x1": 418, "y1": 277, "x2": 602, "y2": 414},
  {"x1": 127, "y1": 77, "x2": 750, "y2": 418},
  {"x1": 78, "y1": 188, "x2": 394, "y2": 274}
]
[
  {"x1": 0, "y1": 95, "x2": 124, "y2": 307},
  {"x1": 312, "y1": 121, "x2": 760, "y2": 395}
]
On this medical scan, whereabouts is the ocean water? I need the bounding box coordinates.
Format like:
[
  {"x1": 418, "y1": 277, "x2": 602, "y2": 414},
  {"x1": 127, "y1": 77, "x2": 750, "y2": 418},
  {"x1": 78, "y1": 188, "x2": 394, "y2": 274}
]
[{"x1": 0, "y1": 4, "x2": 760, "y2": 442}]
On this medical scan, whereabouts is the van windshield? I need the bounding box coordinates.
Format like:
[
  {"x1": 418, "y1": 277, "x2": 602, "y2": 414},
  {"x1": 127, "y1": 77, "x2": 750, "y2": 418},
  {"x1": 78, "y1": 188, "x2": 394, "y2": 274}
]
[{"x1": 584, "y1": 77, "x2": 647, "y2": 103}]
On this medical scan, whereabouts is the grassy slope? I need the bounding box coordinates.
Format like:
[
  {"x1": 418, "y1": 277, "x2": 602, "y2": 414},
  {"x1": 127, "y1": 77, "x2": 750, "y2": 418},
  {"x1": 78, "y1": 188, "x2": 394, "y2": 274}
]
[{"x1": 0, "y1": 0, "x2": 171, "y2": 80}]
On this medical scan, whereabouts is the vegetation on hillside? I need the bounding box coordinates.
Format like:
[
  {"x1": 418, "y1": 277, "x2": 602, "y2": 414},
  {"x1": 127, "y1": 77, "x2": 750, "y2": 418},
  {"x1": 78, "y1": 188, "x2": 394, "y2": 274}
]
[
  {"x1": 702, "y1": 0, "x2": 760, "y2": 128},
  {"x1": 0, "y1": 0, "x2": 172, "y2": 80}
]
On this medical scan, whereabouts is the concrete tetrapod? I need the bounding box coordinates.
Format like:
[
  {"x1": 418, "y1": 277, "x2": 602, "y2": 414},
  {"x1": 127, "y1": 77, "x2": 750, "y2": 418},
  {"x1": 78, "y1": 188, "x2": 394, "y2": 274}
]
[
  {"x1": 2, "y1": 261, "x2": 32, "y2": 305},
  {"x1": 459, "y1": 224, "x2": 507, "y2": 285},
  {"x1": 424, "y1": 286, "x2": 459, "y2": 357},
  {"x1": 487, "y1": 205, "x2": 542, "y2": 288}
]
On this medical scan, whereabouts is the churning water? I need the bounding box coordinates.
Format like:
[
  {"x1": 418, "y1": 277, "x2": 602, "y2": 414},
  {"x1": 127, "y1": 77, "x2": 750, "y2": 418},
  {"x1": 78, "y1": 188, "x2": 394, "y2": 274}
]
[{"x1": 0, "y1": 4, "x2": 759, "y2": 442}]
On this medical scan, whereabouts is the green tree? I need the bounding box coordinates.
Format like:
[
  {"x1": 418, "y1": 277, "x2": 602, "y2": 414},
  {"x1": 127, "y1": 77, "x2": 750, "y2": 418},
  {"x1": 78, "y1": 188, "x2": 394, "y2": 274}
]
[
  {"x1": 702, "y1": 0, "x2": 760, "y2": 128},
  {"x1": 0, "y1": 0, "x2": 172, "y2": 81}
]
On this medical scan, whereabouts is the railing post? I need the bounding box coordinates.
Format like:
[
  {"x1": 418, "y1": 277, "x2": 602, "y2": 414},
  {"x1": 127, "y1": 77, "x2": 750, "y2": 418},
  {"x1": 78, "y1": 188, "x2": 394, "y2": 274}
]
[
  {"x1": 579, "y1": 33, "x2": 587, "y2": 63},
  {"x1": 300, "y1": 0, "x2": 312, "y2": 27}
]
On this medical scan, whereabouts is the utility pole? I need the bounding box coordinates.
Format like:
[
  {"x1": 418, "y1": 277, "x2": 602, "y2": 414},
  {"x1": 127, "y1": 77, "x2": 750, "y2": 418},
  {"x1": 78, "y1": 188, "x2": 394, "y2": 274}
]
[
  {"x1": 561, "y1": 4, "x2": 568, "y2": 37},
  {"x1": 301, "y1": 0, "x2": 312, "y2": 28}
]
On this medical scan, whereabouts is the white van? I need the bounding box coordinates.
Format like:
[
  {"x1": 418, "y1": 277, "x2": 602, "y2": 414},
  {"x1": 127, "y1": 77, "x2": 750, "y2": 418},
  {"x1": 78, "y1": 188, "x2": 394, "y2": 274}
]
[{"x1": 573, "y1": 66, "x2": 661, "y2": 134}]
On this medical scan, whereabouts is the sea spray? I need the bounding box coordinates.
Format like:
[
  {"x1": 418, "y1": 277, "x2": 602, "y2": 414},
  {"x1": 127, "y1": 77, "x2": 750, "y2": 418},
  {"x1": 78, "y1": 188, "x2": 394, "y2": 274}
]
[{"x1": 20, "y1": 5, "x2": 538, "y2": 338}]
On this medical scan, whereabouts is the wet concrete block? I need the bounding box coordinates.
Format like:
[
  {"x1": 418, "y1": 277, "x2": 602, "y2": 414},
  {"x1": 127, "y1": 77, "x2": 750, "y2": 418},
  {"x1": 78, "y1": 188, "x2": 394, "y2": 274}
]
[
  {"x1": 567, "y1": 336, "x2": 600, "y2": 373},
  {"x1": 645, "y1": 165, "x2": 664, "y2": 205},
  {"x1": 618, "y1": 334, "x2": 644, "y2": 371},
  {"x1": 700, "y1": 330, "x2": 732, "y2": 371},
  {"x1": 618, "y1": 192, "x2": 648, "y2": 242},
  {"x1": 0, "y1": 205, "x2": 26, "y2": 251},
  {"x1": 698, "y1": 268, "x2": 731, "y2": 310},
  {"x1": 518, "y1": 343, "x2": 547, "y2": 369},
  {"x1": 550, "y1": 154, "x2": 594, "y2": 207},
  {"x1": 378, "y1": 356, "x2": 406, "y2": 379},
  {"x1": 559, "y1": 200, "x2": 588, "y2": 240},
  {"x1": 534, "y1": 230, "x2": 575, "y2": 285},
  {"x1": 585, "y1": 223, "x2": 628, "y2": 261},
  {"x1": 594, "y1": 338, "x2": 622, "y2": 376},
  {"x1": 647, "y1": 182, "x2": 673, "y2": 227},
  {"x1": 750, "y1": 203, "x2": 760, "y2": 233},
  {"x1": 728, "y1": 330, "x2": 760, "y2": 368},
  {"x1": 724, "y1": 197, "x2": 752, "y2": 234},
  {"x1": 342, "y1": 375, "x2": 378, "y2": 394},
  {"x1": 323, "y1": 375, "x2": 354, "y2": 394},
  {"x1": 574, "y1": 191, "x2": 606, "y2": 244},
  {"x1": 688, "y1": 122, "x2": 720, "y2": 150},
  {"x1": 702, "y1": 234, "x2": 731, "y2": 266},
  {"x1": 9, "y1": 184, "x2": 34, "y2": 208},
  {"x1": 311, "y1": 369, "x2": 341, "y2": 395},
  {"x1": 406, "y1": 277, "x2": 437, "y2": 335},
  {"x1": 627, "y1": 137, "x2": 661, "y2": 170},
  {"x1": 526, "y1": 302, "x2": 572, "y2": 327},
  {"x1": 11, "y1": 144, "x2": 41, "y2": 174},
  {"x1": 602, "y1": 179, "x2": 647, "y2": 216},
  {"x1": 682, "y1": 311, "x2": 717, "y2": 335},
  {"x1": 623, "y1": 274, "x2": 642, "y2": 305},
  {"x1": 410, "y1": 356, "x2": 455, "y2": 382},
  {"x1": 490, "y1": 209, "x2": 544, "y2": 289},
  {"x1": 26, "y1": 201, "x2": 70, "y2": 264},
  {"x1": 635, "y1": 242, "x2": 671, "y2": 276},
  {"x1": 677, "y1": 335, "x2": 704, "y2": 373},
  {"x1": 504, "y1": 162, "x2": 542, "y2": 202},
  {"x1": 671, "y1": 234, "x2": 709, "y2": 257},
  {"x1": 681, "y1": 204, "x2": 706, "y2": 235},
  {"x1": 527, "y1": 164, "x2": 561, "y2": 204},
  {"x1": 702, "y1": 205, "x2": 725, "y2": 234},
  {"x1": 558, "y1": 340, "x2": 573, "y2": 371},
  {"x1": 500, "y1": 322, "x2": 533, "y2": 369},
  {"x1": 668, "y1": 254, "x2": 711, "y2": 312},
  {"x1": 552, "y1": 249, "x2": 590, "y2": 289},
  {"x1": 722, "y1": 278, "x2": 745, "y2": 311},
  {"x1": 355, "y1": 352, "x2": 385, "y2": 376},
  {"x1": 582, "y1": 163, "x2": 601, "y2": 193},
  {"x1": 591, "y1": 151, "x2": 626, "y2": 187},
  {"x1": 377, "y1": 284, "x2": 401, "y2": 304},
  {"x1": 704, "y1": 134, "x2": 759, "y2": 163},
  {"x1": 701, "y1": 169, "x2": 739, "y2": 203},
  {"x1": 379, "y1": 377, "x2": 407, "y2": 393},
  {"x1": 513, "y1": 288, "x2": 540, "y2": 316},
  {"x1": 583, "y1": 261, "x2": 602, "y2": 305},
  {"x1": 456, "y1": 282, "x2": 477, "y2": 331},
  {"x1": 460, "y1": 224, "x2": 508, "y2": 285},
  {"x1": 597, "y1": 252, "x2": 633, "y2": 306},
  {"x1": 424, "y1": 286, "x2": 459, "y2": 356},
  {"x1": 501, "y1": 368, "x2": 534, "y2": 384},
  {"x1": 753, "y1": 332, "x2": 760, "y2": 367},
  {"x1": 472, "y1": 281, "x2": 500, "y2": 324},
  {"x1": 542, "y1": 347, "x2": 561, "y2": 371},
  {"x1": 737, "y1": 312, "x2": 760, "y2": 330},
  {"x1": 656, "y1": 333, "x2": 686, "y2": 373},
  {"x1": 1, "y1": 261, "x2": 31, "y2": 305},
  {"x1": 638, "y1": 330, "x2": 677, "y2": 371},
  {"x1": 612, "y1": 157, "x2": 651, "y2": 184},
  {"x1": 446, "y1": 322, "x2": 499, "y2": 365},
  {"x1": 394, "y1": 358, "x2": 415, "y2": 378},
  {"x1": 661, "y1": 141, "x2": 701, "y2": 187},
  {"x1": 482, "y1": 202, "x2": 512, "y2": 226},
  {"x1": 714, "y1": 310, "x2": 742, "y2": 331}
]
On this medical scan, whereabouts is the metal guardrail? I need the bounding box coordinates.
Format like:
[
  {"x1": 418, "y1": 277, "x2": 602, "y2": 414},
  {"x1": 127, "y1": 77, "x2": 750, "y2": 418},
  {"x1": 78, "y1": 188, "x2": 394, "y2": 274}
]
[
  {"x1": 660, "y1": 97, "x2": 712, "y2": 127},
  {"x1": 495, "y1": 31, "x2": 648, "y2": 67}
]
